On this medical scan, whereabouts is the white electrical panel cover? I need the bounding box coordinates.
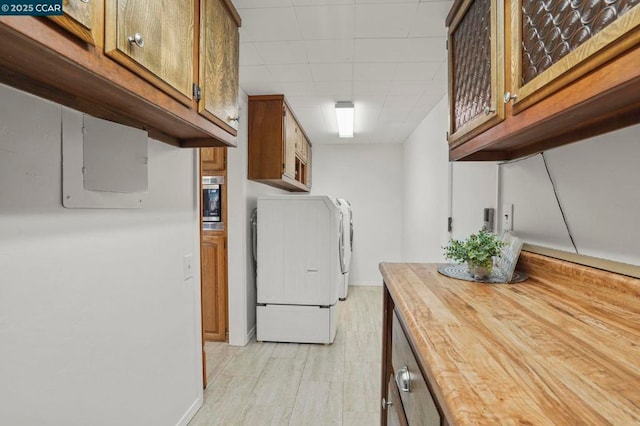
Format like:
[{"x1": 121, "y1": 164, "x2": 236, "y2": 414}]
[{"x1": 62, "y1": 108, "x2": 148, "y2": 209}]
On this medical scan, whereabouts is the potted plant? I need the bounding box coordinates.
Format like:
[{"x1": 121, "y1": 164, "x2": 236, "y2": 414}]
[{"x1": 443, "y1": 229, "x2": 505, "y2": 279}]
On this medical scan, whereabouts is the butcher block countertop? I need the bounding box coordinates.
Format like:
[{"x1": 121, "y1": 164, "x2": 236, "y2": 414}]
[{"x1": 380, "y1": 252, "x2": 640, "y2": 425}]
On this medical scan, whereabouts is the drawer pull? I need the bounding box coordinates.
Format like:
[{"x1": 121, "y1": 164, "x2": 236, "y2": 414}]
[{"x1": 395, "y1": 365, "x2": 411, "y2": 392}]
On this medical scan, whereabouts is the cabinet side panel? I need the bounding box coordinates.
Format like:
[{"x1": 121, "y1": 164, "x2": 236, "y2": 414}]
[
  {"x1": 248, "y1": 99, "x2": 284, "y2": 180},
  {"x1": 451, "y1": 0, "x2": 492, "y2": 132}
]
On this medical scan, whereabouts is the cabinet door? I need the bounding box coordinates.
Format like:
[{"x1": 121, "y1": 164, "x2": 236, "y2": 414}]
[
  {"x1": 201, "y1": 148, "x2": 226, "y2": 173},
  {"x1": 50, "y1": 0, "x2": 101, "y2": 45},
  {"x1": 283, "y1": 104, "x2": 297, "y2": 180},
  {"x1": 448, "y1": 0, "x2": 505, "y2": 147},
  {"x1": 105, "y1": 0, "x2": 195, "y2": 104},
  {"x1": 511, "y1": 0, "x2": 640, "y2": 110},
  {"x1": 199, "y1": 0, "x2": 240, "y2": 135},
  {"x1": 201, "y1": 234, "x2": 227, "y2": 342},
  {"x1": 387, "y1": 375, "x2": 408, "y2": 426}
]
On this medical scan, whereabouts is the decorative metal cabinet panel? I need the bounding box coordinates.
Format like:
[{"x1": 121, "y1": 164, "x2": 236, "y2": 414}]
[
  {"x1": 512, "y1": 0, "x2": 640, "y2": 110},
  {"x1": 447, "y1": 0, "x2": 505, "y2": 147}
]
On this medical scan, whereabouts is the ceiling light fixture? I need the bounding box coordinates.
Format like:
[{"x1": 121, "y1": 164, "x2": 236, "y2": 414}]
[{"x1": 335, "y1": 101, "x2": 354, "y2": 138}]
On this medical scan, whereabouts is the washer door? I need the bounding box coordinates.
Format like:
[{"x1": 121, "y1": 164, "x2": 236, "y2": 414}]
[{"x1": 339, "y1": 213, "x2": 347, "y2": 274}]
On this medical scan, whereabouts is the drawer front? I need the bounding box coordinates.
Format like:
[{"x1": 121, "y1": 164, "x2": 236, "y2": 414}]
[
  {"x1": 392, "y1": 311, "x2": 441, "y2": 426},
  {"x1": 387, "y1": 373, "x2": 409, "y2": 426}
]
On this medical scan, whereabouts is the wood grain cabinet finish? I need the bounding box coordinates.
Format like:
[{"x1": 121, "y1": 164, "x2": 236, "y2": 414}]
[
  {"x1": 201, "y1": 234, "x2": 227, "y2": 342},
  {"x1": 105, "y1": 0, "x2": 195, "y2": 104},
  {"x1": 0, "y1": 0, "x2": 240, "y2": 148},
  {"x1": 387, "y1": 374, "x2": 409, "y2": 426},
  {"x1": 199, "y1": 0, "x2": 241, "y2": 136},
  {"x1": 248, "y1": 95, "x2": 313, "y2": 192},
  {"x1": 50, "y1": 0, "x2": 102, "y2": 45},
  {"x1": 201, "y1": 147, "x2": 226, "y2": 173},
  {"x1": 447, "y1": 0, "x2": 505, "y2": 148},
  {"x1": 447, "y1": 0, "x2": 640, "y2": 161}
]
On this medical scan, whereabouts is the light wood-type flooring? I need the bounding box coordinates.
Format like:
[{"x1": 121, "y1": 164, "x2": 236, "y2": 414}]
[{"x1": 189, "y1": 286, "x2": 383, "y2": 426}]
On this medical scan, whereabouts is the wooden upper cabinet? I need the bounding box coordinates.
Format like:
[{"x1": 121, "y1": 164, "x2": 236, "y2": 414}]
[
  {"x1": 50, "y1": 0, "x2": 102, "y2": 45},
  {"x1": 199, "y1": 0, "x2": 241, "y2": 136},
  {"x1": 105, "y1": 0, "x2": 195, "y2": 104},
  {"x1": 446, "y1": 0, "x2": 640, "y2": 161},
  {"x1": 447, "y1": 0, "x2": 504, "y2": 147},
  {"x1": 248, "y1": 95, "x2": 312, "y2": 192},
  {"x1": 511, "y1": 0, "x2": 640, "y2": 111}
]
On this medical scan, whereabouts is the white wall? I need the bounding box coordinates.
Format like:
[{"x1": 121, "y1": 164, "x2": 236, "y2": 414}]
[
  {"x1": 499, "y1": 123, "x2": 640, "y2": 266},
  {"x1": 450, "y1": 162, "x2": 497, "y2": 239},
  {"x1": 401, "y1": 96, "x2": 451, "y2": 262},
  {"x1": 0, "y1": 85, "x2": 203, "y2": 425},
  {"x1": 402, "y1": 97, "x2": 640, "y2": 268},
  {"x1": 227, "y1": 91, "x2": 288, "y2": 346},
  {"x1": 310, "y1": 143, "x2": 403, "y2": 285}
]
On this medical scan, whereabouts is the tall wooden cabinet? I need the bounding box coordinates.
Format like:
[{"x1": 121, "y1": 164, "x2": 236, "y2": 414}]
[
  {"x1": 447, "y1": 0, "x2": 640, "y2": 161},
  {"x1": 200, "y1": 148, "x2": 228, "y2": 343},
  {"x1": 201, "y1": 233, "x2": 227, "y2": 341},
  {"x1": 248, "y1": 95, "x2": 312, "y2": 192}
]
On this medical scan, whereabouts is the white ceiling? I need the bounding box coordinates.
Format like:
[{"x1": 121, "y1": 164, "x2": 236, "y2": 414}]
[{"x1": 235, "y1": 0, "x2": 452, "y2": 144}]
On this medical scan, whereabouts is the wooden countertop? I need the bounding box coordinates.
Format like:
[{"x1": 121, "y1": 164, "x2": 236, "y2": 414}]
[{"x1": 380, "y1": 252, "x2": 640, "y2": 425}]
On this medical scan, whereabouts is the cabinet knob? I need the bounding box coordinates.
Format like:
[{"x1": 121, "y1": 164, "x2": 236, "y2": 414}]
[
  {"x1": 381, "y1": 397, "x2": 393, "y2": 410},
  {"x1": 228, "y1": 116, "x2": 240, "y2": 122},
  {"x1": 395, "y1": 365, "x2": 411, "y2": 392},
  {"x1": 483, "y1": 106, "x2": 496, "y2": 115},
  {"x1": 504, "y1": 92, "x2": 518, "y2": 104},
  {"x1": 128, "y1": 33, "x2": 145, "y2": 48}
]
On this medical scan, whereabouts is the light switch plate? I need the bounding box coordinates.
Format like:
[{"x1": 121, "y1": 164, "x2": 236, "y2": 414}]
[
  {"x1": 183, "y1": 254, "x2": 194, "y2": 280},
  {"x1": 503, "y1": 204, "x2": 514, "y2": 232}
]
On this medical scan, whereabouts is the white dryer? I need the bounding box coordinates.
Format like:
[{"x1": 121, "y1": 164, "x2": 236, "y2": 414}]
[
  {"x1": 337, "y1": 199, "x2": 353, "y2": 300},
  {"x1": 256, "y1": 195, "x2": 343, "y2": 344}
]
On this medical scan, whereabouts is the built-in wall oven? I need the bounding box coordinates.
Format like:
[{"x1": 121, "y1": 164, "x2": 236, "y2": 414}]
[{"x1": 202, "y1": 176, "x2": 224, "y2": 231}]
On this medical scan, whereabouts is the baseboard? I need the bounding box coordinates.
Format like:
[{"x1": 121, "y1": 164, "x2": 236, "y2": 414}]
[
  {"x1": 350, "y1": 281, "x2": 383, "y2": 287},
  {"x1": 176, "y1": 396, "x2": 203, "y2": 426}
]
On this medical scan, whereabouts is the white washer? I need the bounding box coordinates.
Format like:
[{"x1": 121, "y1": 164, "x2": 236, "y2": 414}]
[
  {"x1": 256, "y1": 195, "x2": 342, "y2": 344},
  {"x1": 337, "y1": 199, "x2": 353, "y2": 300}
]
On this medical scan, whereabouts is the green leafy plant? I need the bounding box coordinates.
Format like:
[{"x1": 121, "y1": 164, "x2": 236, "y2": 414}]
[{"x1": 443, "y1": 229, "x2": 505, "y2": 270}]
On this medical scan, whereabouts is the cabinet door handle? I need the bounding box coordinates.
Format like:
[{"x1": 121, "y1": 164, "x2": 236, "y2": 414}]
[
  {"x1": 503, "y1": 92, "x2": 517, "y2": 104},
  {"x1": 395, "y1": 366, "x2": 411, "y2": 392},
  {"x1": 228, "y1": 116, "x2": 240, "y2": 122},
  {"x1": 382, "y1": 397, "x2": 393, "y2": 409},
  {"x1": 80, "y1": 0, "x2": 90, "y2": 3},
  {"x1": 128, "y1": 33, "x2": 145, "y2": 48},
  {"x1": 483, "y1": 106, "x2": 496, "y2": 115}
]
